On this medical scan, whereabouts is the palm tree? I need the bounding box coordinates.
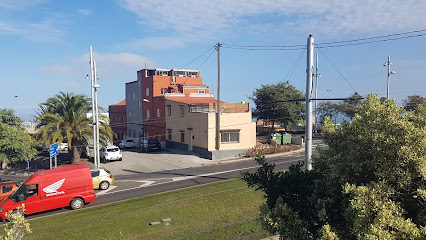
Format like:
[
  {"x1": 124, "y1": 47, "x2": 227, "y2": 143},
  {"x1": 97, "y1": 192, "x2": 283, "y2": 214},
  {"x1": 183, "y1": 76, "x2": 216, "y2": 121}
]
[{"x1": 35, "y1": 92, "x2": 114, "y2": 163}]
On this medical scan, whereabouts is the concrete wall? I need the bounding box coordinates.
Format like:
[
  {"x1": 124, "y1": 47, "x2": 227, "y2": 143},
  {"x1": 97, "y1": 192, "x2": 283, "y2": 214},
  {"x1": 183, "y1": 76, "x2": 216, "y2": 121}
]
[
  {"x1": 207, "y1": 112, "x2": 256, "y2": 151},
  {"x1": 125, "y1": 79, "x2": 142, "y2": 142}
]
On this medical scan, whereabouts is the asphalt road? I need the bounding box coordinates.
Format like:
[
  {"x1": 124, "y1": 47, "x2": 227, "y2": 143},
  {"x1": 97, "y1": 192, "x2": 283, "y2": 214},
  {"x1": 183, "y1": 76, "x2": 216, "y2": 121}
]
[{"x1": 2, "y1": 139, "x2": 323, "y2": 221}]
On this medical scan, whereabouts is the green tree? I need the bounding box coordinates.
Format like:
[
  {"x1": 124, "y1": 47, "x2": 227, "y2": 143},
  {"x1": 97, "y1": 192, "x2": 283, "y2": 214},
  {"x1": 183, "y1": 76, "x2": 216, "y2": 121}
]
[
  {"x1": 0, "y1": 109, "x2": 36, "y2": 169},
  {"x1": 35, "y1": 92, "x2": 113, "y2": 163},
  {"x1": 242, "y1": 95, "x2": 426, "y2": 239},
  {"x1": 317, "y1": 93, "x2": 363, "y2": 123},
  {"x1": 2, "y1": 205, "x2": 31, "y2": 240},
  {"x1": 403, "y1": 94, "x2": 426, "y2": 112},
  {"x1": 250, "y1": 81, "x2": 305, "y2": 137}
]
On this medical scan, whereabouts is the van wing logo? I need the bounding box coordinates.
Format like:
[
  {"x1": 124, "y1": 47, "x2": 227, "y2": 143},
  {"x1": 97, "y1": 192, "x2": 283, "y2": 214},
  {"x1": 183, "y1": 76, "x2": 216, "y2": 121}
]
[{"x1": 43, "y1": 178, "x2": 65, "y2": 193}]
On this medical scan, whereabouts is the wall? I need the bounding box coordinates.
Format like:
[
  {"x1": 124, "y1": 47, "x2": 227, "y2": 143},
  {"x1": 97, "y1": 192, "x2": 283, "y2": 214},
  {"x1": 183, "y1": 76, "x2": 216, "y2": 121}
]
[
  {"x1": 125, "y1": 79, "x2": 142, "y2": 142},
  {"x1": 207, "y1": 112, "x2": 256, "y2": 151},
  {"x1": 109, "y1": 103, "x2": 126, "y2": 144}
]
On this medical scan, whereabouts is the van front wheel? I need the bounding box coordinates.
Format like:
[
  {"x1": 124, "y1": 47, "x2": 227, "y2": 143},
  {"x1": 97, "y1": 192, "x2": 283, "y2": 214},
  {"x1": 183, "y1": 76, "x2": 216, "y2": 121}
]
[{"x1": 70, "y1": 198, "x2": 84, "y2": 210}]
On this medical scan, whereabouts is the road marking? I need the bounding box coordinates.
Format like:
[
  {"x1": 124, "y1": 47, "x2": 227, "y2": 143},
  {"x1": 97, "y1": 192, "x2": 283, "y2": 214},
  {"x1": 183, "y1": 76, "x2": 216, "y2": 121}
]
[
  {"x1": 96, "y1": 185, "x2": 117, "y2": 196},
  {"x1": 99, "y1": 157, "x2": 303, "y2": 196}
]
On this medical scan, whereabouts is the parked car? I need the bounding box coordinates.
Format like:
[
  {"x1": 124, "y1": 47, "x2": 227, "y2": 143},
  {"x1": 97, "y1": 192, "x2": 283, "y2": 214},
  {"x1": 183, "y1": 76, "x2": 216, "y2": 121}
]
[
  {"x1": 0, "y1": 182, "x2": 19, "y2": 200},
  {"x1": 90, "y1": 167, "x2": 114, "y2": 190},
  {"x1": 119, "y1": 139, "x2": 136, "y2": 149},
  {"x1": 59, "y1": 142, "x2": 68, "y2": 151},
  {"x1": 141, "y1": 139, "x2": 162, "y2": 152},
  {"x1": 99, "y1": 145, "x2": 122, "y2": 162},
  {"x1": 0, "y1": 165, "x2": 97, "y2": 220}
]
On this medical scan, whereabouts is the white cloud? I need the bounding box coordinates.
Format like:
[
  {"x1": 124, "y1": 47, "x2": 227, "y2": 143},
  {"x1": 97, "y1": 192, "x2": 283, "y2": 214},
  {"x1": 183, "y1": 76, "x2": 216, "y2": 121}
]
[
  {"x1": 0, "y1": 0, "x2": 47, "y2": 10},
  {"x1": 124, "y1": 36, "x2": 186, "y2": 50},
  {"x1": 0, "y1": 19, "x2": 64, "y2": 43},
  {"x1": 40, "y1": 65, "x2": 73, "y2": 75},
  {"x1": 41, "y1": 52, "x2": 149, "y2": 79},
  {"x1": 118, "y1": 0, "x2": 426, "y2": 40},
  {"x1": 77, "y1": 9, "x2": 92, "y2": 16}
]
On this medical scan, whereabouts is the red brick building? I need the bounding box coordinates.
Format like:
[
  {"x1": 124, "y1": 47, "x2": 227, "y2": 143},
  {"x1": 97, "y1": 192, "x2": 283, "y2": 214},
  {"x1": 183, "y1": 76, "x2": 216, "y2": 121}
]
[{"x1": 108, "y1": 99, "x2": 126, "y2": 144}]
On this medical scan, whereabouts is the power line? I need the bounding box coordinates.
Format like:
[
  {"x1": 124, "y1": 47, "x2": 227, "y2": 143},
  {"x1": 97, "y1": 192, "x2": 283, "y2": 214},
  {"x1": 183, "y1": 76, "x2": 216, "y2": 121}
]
[{"x1": 316, "y1": 47, "x2": 358, "y2": 94}]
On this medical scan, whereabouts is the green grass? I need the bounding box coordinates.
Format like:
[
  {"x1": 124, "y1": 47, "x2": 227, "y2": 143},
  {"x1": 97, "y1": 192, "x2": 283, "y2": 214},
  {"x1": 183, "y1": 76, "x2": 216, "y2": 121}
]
[{"x1": 26, "y1": 179, "x2": 270, "y2": 240}]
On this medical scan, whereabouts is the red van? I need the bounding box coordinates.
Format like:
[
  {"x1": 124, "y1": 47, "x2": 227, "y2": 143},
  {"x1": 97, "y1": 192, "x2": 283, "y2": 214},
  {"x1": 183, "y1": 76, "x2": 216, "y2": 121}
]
[{"x1": 0, "y1": 165, "x2": 97, "y2": 220}]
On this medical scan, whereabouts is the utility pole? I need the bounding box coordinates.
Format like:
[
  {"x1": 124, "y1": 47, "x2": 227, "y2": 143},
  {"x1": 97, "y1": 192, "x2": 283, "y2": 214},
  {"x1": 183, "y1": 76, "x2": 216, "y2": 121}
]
[
  {"x1": 305, "y1": 35, "x2": 314, "y2": 171},
  {"x1": 384, "y1": 56, "x2": 396, "y2": 100},
  {"x1": 94, "y1": 61, "x2": 100, "y2": 168},
  {"x1": 215, "y1": 42, "x2": 221, "y2": 150},
  {"x1": 314, "y1": 54, "x2": 320, "y2": 135},
  {"x1": 89, "y1": 46, "x2": 98, "y2": 168}
]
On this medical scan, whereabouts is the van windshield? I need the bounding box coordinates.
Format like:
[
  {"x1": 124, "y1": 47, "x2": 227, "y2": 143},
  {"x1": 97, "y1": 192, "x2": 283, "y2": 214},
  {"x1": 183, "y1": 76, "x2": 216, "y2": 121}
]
[{"x1": 8, "y1": 184, "x2": 27, "y2": 199}]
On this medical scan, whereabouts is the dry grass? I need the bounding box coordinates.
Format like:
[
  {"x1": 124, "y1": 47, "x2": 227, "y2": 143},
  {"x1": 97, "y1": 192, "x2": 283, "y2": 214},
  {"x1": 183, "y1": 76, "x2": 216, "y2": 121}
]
[{"x1": 244, "y1": 144, "x2": 302, "y2": 157}]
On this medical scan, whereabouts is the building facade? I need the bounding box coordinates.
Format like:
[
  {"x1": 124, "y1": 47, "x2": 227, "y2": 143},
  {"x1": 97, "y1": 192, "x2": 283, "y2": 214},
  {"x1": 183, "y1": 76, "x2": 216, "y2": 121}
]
[
  {"x1": 165, "y1": 97, "x2": 256, "y2": 160},
  {"x1": 108, "y1": 99, "x2": 126, "y2": 145}
]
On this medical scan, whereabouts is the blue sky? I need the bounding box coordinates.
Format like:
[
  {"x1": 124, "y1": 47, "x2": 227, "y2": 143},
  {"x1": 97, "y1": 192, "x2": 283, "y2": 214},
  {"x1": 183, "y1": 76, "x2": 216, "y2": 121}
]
[{"x1": 1, "y1": 0, "x2": 426, "y2": 121}]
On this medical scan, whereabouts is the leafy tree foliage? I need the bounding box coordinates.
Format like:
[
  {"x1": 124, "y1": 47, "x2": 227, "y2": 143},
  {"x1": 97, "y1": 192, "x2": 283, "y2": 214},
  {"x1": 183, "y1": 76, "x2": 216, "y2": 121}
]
[
  {"x1": 35, "y1": 92, "x2": 113, "y2": 163},
  {"x1": 2, "y1": 205, "x2": 31, "y2": 240},
  {"x1": 243, "y1": 94, "x2": 426, "y2": 239},
  {"x1": 250, "y1": 81, "x2": 305, "y2": 134},
  {"x1": 0, "y1": 109, "x2": 36, "y2": 168},
  {"x1": 317, "y1": 92, "x2": 363, "y2": 123},
  {"x1": 403, "y1": 94, "x2": 426, "y2": 112}
]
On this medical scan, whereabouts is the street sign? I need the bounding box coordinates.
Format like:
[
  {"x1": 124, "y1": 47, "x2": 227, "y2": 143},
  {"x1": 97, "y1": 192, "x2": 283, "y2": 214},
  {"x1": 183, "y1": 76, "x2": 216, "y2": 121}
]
[
  {"x1": 26, "y1": 159, "x2": 31, "y2": 163},
  {"x1": 49, "y1": 143, "x2": 59, "y2": 158}
]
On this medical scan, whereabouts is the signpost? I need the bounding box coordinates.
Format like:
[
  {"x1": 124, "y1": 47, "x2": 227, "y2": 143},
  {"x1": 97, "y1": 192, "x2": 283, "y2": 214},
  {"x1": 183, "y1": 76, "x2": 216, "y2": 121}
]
[
  {"x1": 49, "y1": 143, "x2": 59, "y2": 169},
  {"x1": 26, "y1": 158, "x2": 31, "y2": 176}
]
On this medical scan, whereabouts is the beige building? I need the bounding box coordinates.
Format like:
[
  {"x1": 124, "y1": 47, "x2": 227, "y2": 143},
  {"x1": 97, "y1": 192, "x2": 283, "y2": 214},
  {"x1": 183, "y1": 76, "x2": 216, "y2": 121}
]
[{"x1": 165, "y1": 95, "x2": 256, "y2": 160}]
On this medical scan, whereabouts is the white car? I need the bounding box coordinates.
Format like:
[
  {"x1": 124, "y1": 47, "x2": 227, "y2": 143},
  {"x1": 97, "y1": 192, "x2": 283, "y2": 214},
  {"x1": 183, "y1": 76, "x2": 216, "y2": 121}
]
[
  {"x1": 59, "y1": 142, "x2": 68, "y2": 151},
  {"x1": 119, "y1": 139, "x2": 136, "y2": 148},
  {"x1": 99, "y1": 145, "x2": 122, "y2": 162}
]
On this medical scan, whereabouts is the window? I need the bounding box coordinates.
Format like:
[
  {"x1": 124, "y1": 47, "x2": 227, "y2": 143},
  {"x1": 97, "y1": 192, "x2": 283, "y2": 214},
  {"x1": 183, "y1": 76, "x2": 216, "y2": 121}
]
[
  {"x1": 146, "y1": 88, "x2": 150, "y2": 96},
  {"x1": 167, "y1": 129, "x2": 172, "y2": 140},
  {"x1": 157, "y1": 109, "x2": 161, "y2": 117},
  {"x1": 132, "y1": 93, "x2": 135, "y2": 100},
  {"x1": 180, "y1": 131, "x2": 185, "y2": 142},
  {"x1": 122, "y1": 116, "x2": 124, "y2": 122},
  {"x1": 161, "y1": 88, "x2": 167, "y2": 95},
  {"x1": 180, "y1": 105, "x2": 185, "y2": 117},
  {"x1": 198, "y1": 90, "x2": 205, "y2": 93},
  {"x1": 167, "y1": 105, "x2": 171, "y2": 116},
  {"x1": 221, "y1": 130, "x2": 240, "y2": 143},
  {"x1": 2, "y1": 185, "x2": 13, "y2": 194},
  {"x1": 146, "y1": 109, "x2": 150, "y2": 119},
  {"x1": 139, "y1": 100, "x2": 141, "y2": 108}
]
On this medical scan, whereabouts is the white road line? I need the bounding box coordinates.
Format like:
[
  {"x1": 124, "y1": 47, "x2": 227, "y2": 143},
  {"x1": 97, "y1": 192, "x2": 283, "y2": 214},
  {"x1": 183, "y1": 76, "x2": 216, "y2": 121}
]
[{"x1": 96, "y1": 185, "x2": 117, "y2": 196}]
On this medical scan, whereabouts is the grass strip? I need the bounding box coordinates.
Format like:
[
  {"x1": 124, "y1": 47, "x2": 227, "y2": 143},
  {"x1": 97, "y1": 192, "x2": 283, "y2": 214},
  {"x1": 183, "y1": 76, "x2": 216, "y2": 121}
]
[{"x1": 26, "y1": 179, "x2": 267, "y2": 240}]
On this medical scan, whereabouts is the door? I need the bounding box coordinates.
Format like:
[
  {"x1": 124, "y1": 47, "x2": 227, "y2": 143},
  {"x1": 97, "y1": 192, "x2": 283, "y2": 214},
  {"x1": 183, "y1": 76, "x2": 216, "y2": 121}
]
[
  {"x1": 40, "y1": 178, "x2": 67, "y2": 211},
  {"x1": 14, "y1": 184, "x2": 42, "y2": 215},
  {"x1": 189, "y1": 130, "x2": 193, "y2": 151}
]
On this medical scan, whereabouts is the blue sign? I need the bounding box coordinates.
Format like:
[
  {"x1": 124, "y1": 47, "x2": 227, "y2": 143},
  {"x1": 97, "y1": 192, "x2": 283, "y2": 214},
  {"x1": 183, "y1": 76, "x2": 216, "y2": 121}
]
[
  {"x1": 26, "y1": 159, "x2": 31, "y2": 163},
  {"x1": 49, "y1": 143, "x2": 59, "y2": 158}
]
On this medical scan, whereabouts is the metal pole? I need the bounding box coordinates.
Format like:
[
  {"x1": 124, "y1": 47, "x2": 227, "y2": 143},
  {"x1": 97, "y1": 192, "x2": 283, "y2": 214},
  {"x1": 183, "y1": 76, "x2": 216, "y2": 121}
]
[
  {"x1": 305, "y1": 35, "x2": 314, "y2": 171},
  {"x1": 89, "y1": 46, "x2": 98, "y2": 168},
  {"x1": 315, "y1": 54, "x2": 319, "y2": 134},
  {"x1": 94, "y1": 61, "x2": 100, "y2": 168},
  {"x1": 215, "y1": 42, "x2": 221, "y2": 150},
  {"x1": 387, "y1": 56, "x2": 391, "y2": 100},
  {"x1": 54, "y1": 155, "x2": 57, "y2": 168}
]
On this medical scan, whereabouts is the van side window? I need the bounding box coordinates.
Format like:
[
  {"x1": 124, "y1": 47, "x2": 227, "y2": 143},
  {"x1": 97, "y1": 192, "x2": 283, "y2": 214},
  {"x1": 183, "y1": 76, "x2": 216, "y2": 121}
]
[{"x1": 26, "y1": 184, "x2": 38, "y2": 197}]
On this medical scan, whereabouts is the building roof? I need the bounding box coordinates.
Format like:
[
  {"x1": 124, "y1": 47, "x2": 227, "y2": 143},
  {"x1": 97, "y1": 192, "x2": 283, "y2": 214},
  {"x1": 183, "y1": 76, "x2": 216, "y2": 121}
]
[
  {"x1": 181, "y1": 83, "x2": 208, "y2": 87},
  {"x1": 166, "y1": 96, "x2": 220, "y2": 104},
  {"x1": 110, "y1": 99, "x2": 126, "y2": 106}
]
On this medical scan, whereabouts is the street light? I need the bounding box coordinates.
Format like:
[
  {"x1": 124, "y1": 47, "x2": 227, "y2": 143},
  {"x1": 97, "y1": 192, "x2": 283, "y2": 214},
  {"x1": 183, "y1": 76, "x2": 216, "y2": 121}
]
[{"x1": 384, "y1": 56, "x2": 396, "y2": 100}]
